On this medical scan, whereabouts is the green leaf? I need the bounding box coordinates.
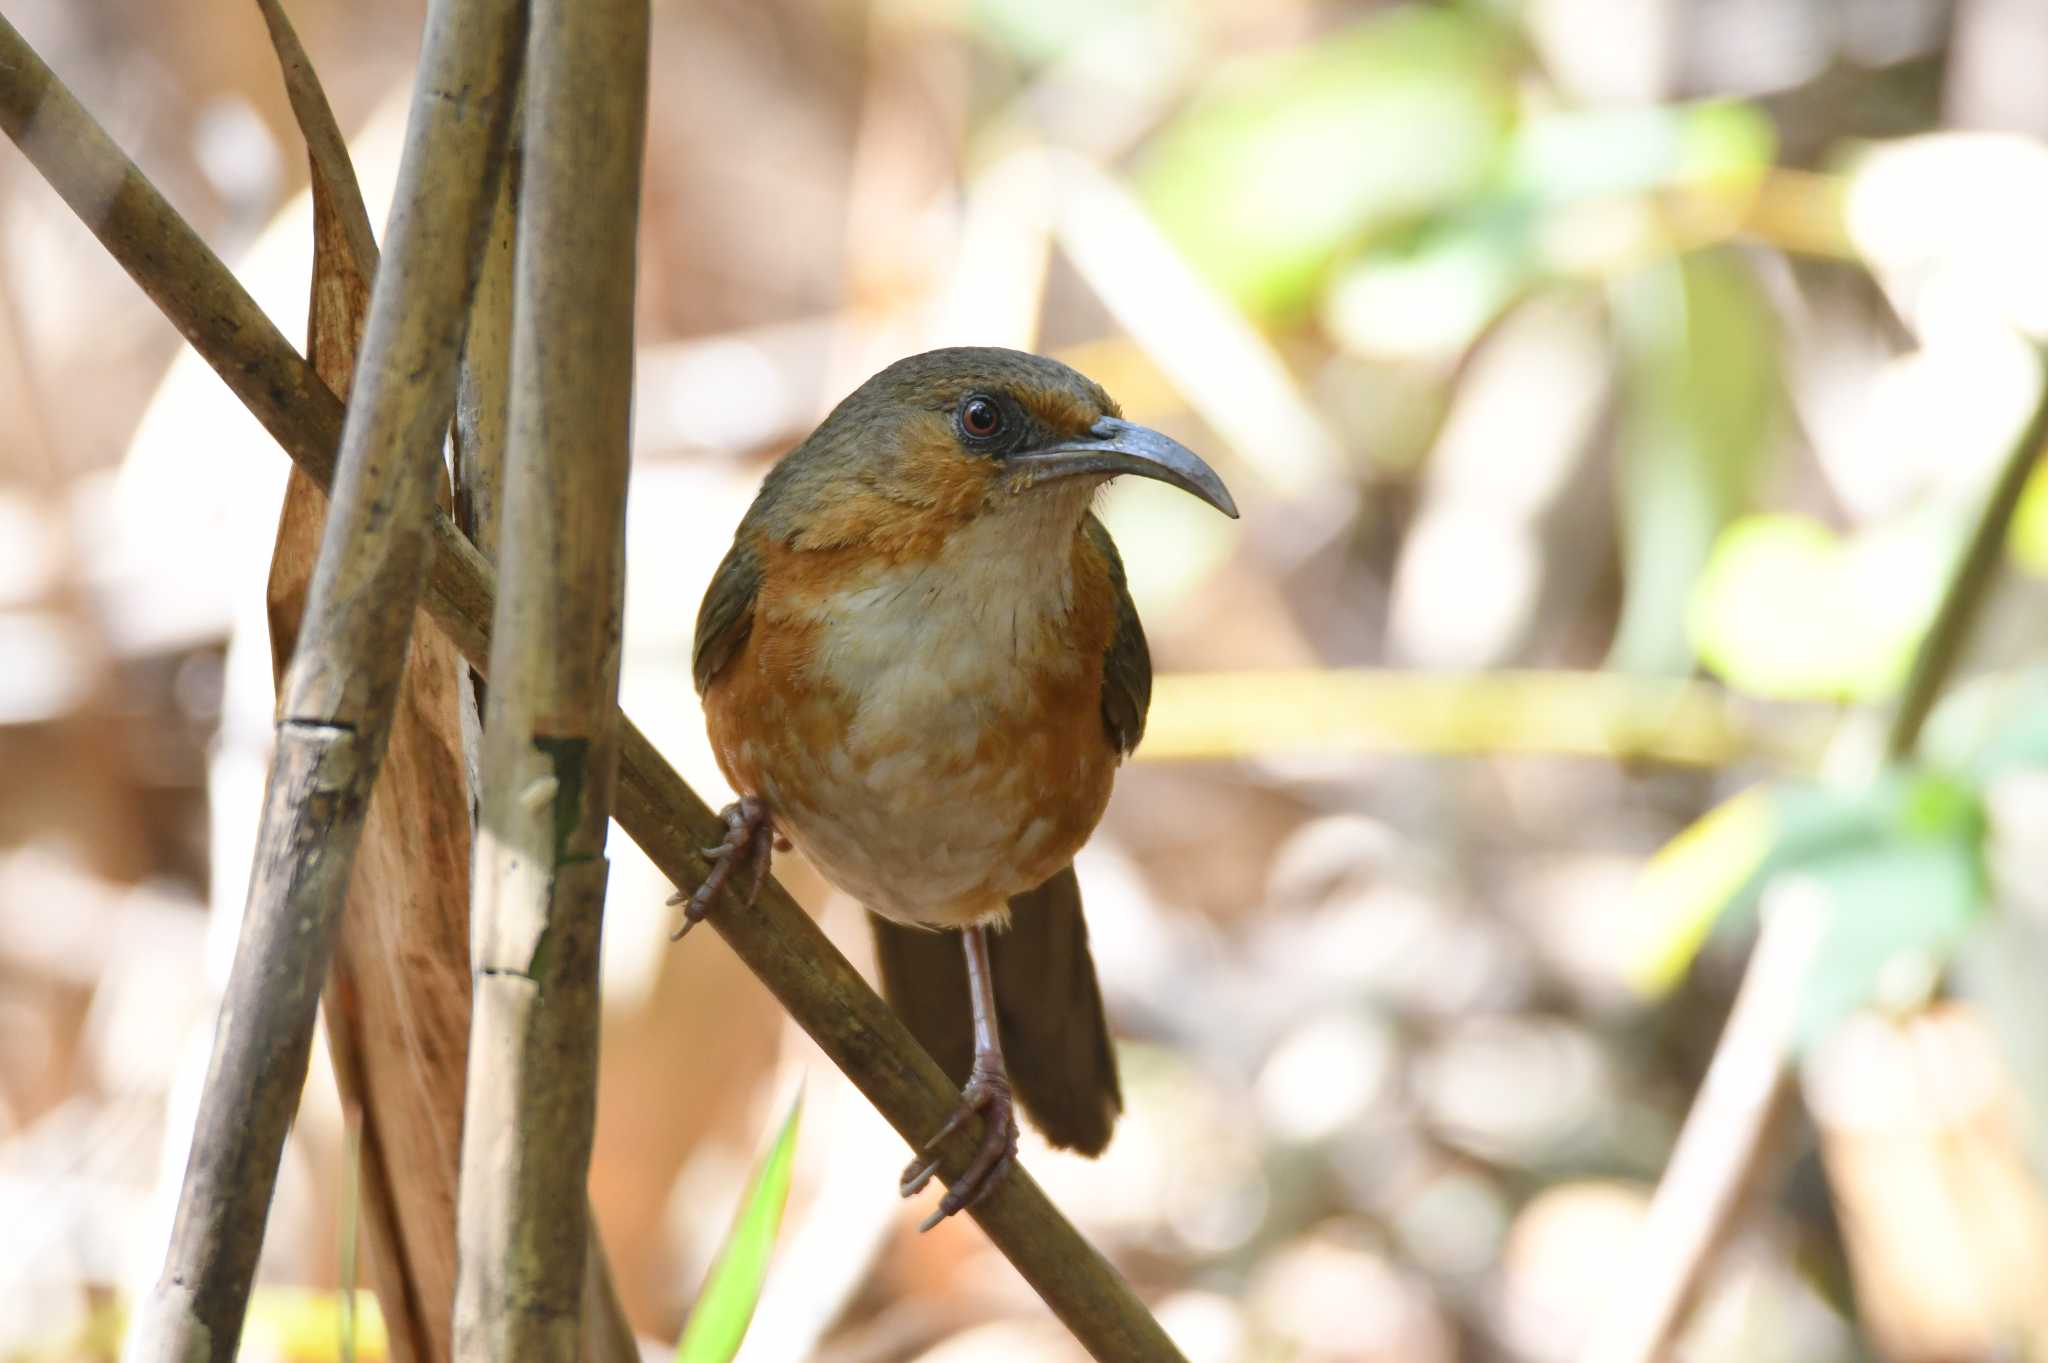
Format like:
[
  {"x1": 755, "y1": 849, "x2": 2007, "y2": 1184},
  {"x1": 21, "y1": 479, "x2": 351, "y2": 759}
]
[
  {"x1": 1627, "y1": 786, "x2": 1776, "y2": 995},
  {"x1": 1793, "y1": 824, "x2": 1986, "y2": 1047},
  {"x1": 1325, "y1": 101, "x2": 1776, "y2": 361},
  {"x1": 1687, "y1": 512, "x2": 1949, "y2": 700},
  {"x1": 1950, "y1": 670, "x2": 2048, "y2": 780},
  {"x1": 1627, "y1": 771, "x2": 1989, "y2": 1003},
  {"x1": 675, "y1": 1094, "x2": 803, "y2": 1363},
  {"x1": 2008, "y1": 456, "x2": 2048, "y2": 574},
  {"x1": 1607, "y1": 249, "x2": 1780, "y2": 675},
  {"x1": 1323, "y1": 211, "x2": 1533, "y2": 361},
  {"x1": 1137, "y1": 5, "x2": 1515, "y2": 319}
]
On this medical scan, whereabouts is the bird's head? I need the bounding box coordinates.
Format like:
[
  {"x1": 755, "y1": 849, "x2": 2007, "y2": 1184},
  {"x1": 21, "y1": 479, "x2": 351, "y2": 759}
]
[{"x1": 758, "y1": 347, "x2": 1237, "y2": 557}]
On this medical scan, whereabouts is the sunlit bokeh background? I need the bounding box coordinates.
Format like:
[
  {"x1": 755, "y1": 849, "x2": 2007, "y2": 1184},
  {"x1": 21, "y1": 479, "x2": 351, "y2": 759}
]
[{"x1": 12, "y1": 0, "x2": 2048, "y2": 1359}]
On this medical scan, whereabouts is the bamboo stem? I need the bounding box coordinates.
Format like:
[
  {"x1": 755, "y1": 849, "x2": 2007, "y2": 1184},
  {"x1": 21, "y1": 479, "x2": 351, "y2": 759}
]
[
  {"x1": 1885, "y1": 353, "x2": 2048, "y2": 762},
  {"x1": 440, "y1": 68, "x2": 640, "y2": 1363},
  {"x1": 1578, "y1": 891, "x2": 1824, "y2": 1363},
  {"x1": 255, "y1": 4, "x2": 466, "y2": 1359},
  {"x1": 48, "y1": 0, "x2": 525, "y2": 1355},
  {"x1": 452, "y1": 91, "x2": 520, "y2": 572},
  {"x1": 451, "y1": 0, "x2": 647, "y2": 1355},
  {"x1": 0, "y1": 24, "x2": 1183, "y2": 1359}
]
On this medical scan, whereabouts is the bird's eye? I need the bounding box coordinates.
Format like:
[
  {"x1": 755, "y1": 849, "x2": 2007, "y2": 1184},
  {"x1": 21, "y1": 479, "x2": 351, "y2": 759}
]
[{"x1": 959, "y1": 394, "x2": 1003, "y2": 440}]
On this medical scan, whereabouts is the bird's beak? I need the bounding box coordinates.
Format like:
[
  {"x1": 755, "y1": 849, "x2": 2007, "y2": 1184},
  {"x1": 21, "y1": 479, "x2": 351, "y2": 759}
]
[{"x1": 1012, "y1": 417, "x2": 1240, "y2": 519}]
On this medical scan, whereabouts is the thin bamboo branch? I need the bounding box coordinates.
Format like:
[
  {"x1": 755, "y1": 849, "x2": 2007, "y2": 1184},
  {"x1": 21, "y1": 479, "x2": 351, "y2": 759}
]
[
  {"x1": 254, "y1": 6, "x2": 470, "y2": 1361},
  {"x1": 1886, "y1": 360, "x2": 2048, "y2": 762},
  {"x1": 1578, "y1": 889, "x2": 1825, "y2": 1363},
  {"x1": 51, "y1": 0, "x2": 523, "y2": 1355},
  {"x1": 451, "y1": 0, "x2": 647, "y2": 1355},
  {"x1": 452, "y1": 94, "x2": 519, "y2": 572},
  {"x1": 0, "y1": 26, "x2": 1184, "y2": 1359},
  {"x1": 1581, "y1": 348, "x2": 2048, "y2": 1363}
]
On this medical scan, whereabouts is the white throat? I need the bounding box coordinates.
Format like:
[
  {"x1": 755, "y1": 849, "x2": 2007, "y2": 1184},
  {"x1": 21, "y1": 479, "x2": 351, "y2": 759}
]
[{"x1": 803, "y1": 484, "x2": 1095, "y2": 709}]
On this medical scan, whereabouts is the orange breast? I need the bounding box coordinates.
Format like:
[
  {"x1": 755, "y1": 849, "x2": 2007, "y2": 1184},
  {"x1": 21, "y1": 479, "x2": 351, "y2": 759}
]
[{"x1": 704, "y1": 524, "x2": 1121, "y2": 927}]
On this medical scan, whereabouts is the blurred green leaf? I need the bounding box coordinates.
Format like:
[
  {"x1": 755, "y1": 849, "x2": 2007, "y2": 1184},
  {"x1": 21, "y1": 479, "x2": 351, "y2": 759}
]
[
  {"x1": 675, "y1": 1094, "x2": 802, "y2": 1363},
  {"x1": 1628, "y1": 771, "x2": 1989, "y2": 1010},
  {"x1": 1608, "y1": 249, "x2": 1779, "y2": 675},
  {"x1": 243, "y1": 1289, "x2": 389, "y2": 1363},
  {"x1": 2008, "y1": 455, "x2": 2048, "y2": 573},
  {"x1": 1920, "y1": 669, "x2": 2048, "y2": 781},
  {"x1": 1688, "y1": 512, "x2": 1948, "y2": 700},
  {"x1": 1138, "y1": 5, "x2": 1515, "y2": 319},
  {"x1": 1326, "y1": 101, "x2": 1775, "y2": 361},
  {"x1": 1323, "y1": 212, "x2": 1530, "y2": 360},
  {"x1": 1629, "y1": 780, "x2": 1887, "y2": 996},
  {"x1": 1973, "y1": 701, "x2": 2048, "y2": 781},
  {"x1": 1628, "y1": 785, "x2": 1775, "y2": 994},
  {"x1": 1792, "y1": 813, "x2": 1985, "y2": 1046}
]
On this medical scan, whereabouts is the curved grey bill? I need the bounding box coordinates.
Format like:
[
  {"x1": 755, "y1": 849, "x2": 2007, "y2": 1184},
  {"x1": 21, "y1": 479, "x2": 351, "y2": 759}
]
[{"x1": 1014, "y1": 416, "x2": 1240, "y2": 519}]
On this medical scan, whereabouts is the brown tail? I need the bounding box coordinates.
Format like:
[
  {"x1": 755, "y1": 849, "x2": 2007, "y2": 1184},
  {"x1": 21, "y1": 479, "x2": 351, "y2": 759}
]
[{"x1": 870, "y1": 865, "x2": 1122, "y2": 1155}]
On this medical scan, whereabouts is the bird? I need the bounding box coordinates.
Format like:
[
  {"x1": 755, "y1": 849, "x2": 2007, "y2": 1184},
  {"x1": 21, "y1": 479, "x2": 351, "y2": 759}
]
[{"x1": 677, "y1": 346, "x2": 1237, "y2": 1227}]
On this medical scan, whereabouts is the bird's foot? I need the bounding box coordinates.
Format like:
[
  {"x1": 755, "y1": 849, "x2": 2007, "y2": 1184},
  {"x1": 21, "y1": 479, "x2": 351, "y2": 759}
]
[
  {"x1": 668, "y1": 796, "x2": 774, "y2": 940},
  {"x1": 899, "y1": 1063, "x2": 1018, "y2": 1231}
]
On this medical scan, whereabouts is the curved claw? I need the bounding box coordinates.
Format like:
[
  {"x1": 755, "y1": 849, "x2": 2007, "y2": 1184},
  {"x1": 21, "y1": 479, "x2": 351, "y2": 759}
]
[
  {"x1": 922, "y1": 1144, "x2": 1016, "y2": 1233},
  {"x1": 901, "y1": 1068, "x2": 1018, "y2": 1230},
  {"x1": 668, "y1": 797, "x2": 774, "y2": 941},
  {"x1": 899, "y1": 1154, "x2": 942, "y2": 1199}
]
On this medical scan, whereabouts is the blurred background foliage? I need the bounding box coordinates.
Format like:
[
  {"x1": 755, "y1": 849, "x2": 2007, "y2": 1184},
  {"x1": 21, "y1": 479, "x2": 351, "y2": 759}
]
[{"x1": 10, "y1": 0, "x2": 2048, "y2": 1360}]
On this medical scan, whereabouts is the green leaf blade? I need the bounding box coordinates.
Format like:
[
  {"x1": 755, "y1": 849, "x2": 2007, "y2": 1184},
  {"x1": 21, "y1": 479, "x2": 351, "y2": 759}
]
[
  {"x1": 1608, "y1": 248, "x2": 1781, "y2": 676},
  {"x1": 675, "y1": 1093, "x2": 804, "y2": 1363}
]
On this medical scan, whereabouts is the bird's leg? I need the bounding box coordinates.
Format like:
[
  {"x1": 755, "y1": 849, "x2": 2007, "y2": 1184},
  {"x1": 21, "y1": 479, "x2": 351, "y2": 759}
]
[
  {"x1": 899, "y1": 924, "x2": 1019, "y2": 1230},
  {"x1": 668, "y1": 796, "x2": 774, "y2": 940}
]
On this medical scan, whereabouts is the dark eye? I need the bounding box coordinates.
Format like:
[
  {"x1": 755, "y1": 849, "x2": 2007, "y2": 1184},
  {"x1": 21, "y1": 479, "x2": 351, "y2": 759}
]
[{"x1": 959, "y1": 394, "x2": 1003, "y2": 440}]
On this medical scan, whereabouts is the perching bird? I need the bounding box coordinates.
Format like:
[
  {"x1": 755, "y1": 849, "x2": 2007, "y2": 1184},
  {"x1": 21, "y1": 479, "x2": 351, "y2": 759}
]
[{"x1": 678, "y1": 347, "x2": 1237, "y2": 1226}]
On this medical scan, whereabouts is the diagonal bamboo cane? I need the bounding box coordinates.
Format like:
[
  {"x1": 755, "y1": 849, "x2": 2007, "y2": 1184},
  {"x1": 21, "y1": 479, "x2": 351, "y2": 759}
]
[
  {"x1": 451, "y1": 0, "x2": 647, "y2": 1355},
  {"x1": 0, "y1": 15, "x2": 1185, "y2": 1362}
]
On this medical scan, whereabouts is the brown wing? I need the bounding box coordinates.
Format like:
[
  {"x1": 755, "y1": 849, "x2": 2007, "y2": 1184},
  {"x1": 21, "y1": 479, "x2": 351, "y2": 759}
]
[
  {"x1": 692, "y1": 538, "x2": 760, "y2": 696},
  {"x1": 1084, "y1": 513, "x2": 1150, "y2": 756}
]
